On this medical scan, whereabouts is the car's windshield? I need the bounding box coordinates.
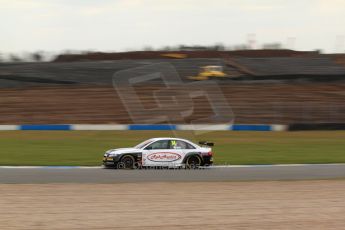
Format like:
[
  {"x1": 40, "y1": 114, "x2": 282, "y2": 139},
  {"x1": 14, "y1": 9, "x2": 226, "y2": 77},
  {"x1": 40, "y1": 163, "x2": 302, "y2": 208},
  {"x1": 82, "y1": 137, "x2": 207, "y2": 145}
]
[{"x1": 134, "y1": 139, "x2": 154, "y2": 149}]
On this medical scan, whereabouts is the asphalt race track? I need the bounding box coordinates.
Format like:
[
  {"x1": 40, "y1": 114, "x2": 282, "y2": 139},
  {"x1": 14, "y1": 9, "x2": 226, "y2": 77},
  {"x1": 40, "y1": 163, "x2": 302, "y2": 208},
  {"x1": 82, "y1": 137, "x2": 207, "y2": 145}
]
[{"x1": 1, "y1": 164, "x2": 345, "y2": 183}]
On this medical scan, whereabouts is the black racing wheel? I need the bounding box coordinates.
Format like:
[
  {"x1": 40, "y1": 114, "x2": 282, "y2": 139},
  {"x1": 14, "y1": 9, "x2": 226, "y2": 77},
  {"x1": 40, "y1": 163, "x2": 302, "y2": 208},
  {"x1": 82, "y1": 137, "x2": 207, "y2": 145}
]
[
  {"x1": 186, "y1": 155, "x2": 201, "y2": 169},
  {"x1": 118, "y1": 155, "x2": 135, "y2": 169}
]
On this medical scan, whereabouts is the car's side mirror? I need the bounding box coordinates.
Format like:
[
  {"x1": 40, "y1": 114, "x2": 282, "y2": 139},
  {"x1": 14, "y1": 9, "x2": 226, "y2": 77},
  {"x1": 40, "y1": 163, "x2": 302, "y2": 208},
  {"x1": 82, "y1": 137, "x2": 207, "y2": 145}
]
[{"x1": 145, "y1": 146, "x2": 152, "y2": 150}]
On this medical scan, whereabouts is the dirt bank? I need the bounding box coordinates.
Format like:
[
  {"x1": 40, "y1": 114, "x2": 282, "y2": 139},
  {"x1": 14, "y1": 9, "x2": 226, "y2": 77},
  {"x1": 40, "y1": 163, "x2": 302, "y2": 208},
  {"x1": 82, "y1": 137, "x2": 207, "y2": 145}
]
[{"x1": 0, "y1": 82, "x2": 344, "y2": 124}]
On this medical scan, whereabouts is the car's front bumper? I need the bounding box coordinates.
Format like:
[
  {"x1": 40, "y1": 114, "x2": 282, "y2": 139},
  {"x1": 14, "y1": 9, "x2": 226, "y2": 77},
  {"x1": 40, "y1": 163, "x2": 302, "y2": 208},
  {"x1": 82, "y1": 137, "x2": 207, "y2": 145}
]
[{"x1": 102, "y1": 155, "x2": 120, "y2": 167}]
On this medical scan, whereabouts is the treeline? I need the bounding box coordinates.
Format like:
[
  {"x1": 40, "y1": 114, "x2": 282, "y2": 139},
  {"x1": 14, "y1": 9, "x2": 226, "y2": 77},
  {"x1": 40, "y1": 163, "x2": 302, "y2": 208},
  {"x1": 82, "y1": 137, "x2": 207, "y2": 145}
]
[
  {"x1": 0, "y1": 42, "x2": 287, "y2": 63},
  {"x1": 0, "y1": 51, "x2": 46, "y2": 62}
]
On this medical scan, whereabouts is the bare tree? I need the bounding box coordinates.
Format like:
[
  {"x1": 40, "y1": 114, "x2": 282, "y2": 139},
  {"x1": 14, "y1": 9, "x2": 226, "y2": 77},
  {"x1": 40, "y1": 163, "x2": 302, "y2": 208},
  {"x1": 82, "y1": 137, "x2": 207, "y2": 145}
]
[
  {"x1": 214, "y1": 42, "x2": 225, "y2": 51},
  {"x1": 31, "y1": 52, "x2": 43, "y2": 62},
  {"x1": 9, "y1": 54, "x2": 22, "y2": 62}
]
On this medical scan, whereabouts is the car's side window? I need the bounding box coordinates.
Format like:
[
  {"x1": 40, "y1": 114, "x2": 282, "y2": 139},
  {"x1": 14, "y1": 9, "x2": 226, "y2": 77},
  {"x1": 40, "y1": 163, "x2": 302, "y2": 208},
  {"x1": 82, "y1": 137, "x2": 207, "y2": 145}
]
[
  {"x1": 186, "y1": 142, "x2": 196, "y2": 149},
  {"x1": 170, "y1": 140, "x2": 180, "y2": 149},
  {"x1": 170, "y1": 140, "x2": 195, "y2": 149},
  {"x1": 145, "y1": 140, "x2": 170, "y2": 150}
]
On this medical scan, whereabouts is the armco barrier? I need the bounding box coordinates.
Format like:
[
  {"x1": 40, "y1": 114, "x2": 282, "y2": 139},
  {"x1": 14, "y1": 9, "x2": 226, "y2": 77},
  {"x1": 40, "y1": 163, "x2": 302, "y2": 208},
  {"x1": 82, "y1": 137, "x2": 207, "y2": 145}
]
[
  {"x1": 20, "y1": 124, "x2": 71, "y2": 131},
  {"x1": 2, "y1": 124, "x2": 344, "y2": 131},
  {"x1": 129, "y1": 124, "x2": 177, "y2": 130},
  {"x1": 0, "y1": 124, "x2": 288, "y2": 131},
  {"x1": 231, "y1": 124, "x2": 271, "y2": 131}
]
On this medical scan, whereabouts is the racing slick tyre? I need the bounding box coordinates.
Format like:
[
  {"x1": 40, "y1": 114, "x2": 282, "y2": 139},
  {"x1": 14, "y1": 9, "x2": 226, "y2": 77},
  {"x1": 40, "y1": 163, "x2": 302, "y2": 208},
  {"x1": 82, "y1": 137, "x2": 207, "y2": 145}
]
[
  {"x1": 186, "y1": 155, "x2": 201, "y2": 169},
  {"x1": 118, "y1": 155, "x2": 135, "y2": 169}
]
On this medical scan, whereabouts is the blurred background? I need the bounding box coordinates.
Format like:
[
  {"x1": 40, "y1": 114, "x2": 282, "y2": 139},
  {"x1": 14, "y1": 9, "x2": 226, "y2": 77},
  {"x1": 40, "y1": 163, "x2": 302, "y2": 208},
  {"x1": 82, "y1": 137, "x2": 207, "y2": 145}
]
[{"x1": 0, "y1": 0, "x2": 344, "y2": 128}]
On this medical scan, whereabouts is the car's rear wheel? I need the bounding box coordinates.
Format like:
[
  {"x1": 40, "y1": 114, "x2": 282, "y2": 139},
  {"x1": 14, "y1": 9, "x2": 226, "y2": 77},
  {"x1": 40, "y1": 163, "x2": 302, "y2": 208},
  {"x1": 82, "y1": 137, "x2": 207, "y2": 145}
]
[
  {"x1": 186, "y1": 155, "x2": 201, "y2": 169},
  {"x1": 118, "y1": 155, "x2": 135, "y2": 169}
]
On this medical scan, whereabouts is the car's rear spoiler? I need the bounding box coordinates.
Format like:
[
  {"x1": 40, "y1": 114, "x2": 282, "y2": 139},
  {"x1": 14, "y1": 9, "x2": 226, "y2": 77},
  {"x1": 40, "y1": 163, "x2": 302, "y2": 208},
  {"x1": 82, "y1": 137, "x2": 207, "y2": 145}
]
[{"x1": 198, "y1": 141, "x2": 214, "y2": 147}]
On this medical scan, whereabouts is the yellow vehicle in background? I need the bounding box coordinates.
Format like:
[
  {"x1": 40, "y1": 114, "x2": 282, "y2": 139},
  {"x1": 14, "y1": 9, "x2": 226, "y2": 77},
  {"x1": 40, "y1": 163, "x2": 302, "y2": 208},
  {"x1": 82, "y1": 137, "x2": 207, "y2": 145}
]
[{"x1": 188, "y1": 65, "x2": 227, "y2": 81}]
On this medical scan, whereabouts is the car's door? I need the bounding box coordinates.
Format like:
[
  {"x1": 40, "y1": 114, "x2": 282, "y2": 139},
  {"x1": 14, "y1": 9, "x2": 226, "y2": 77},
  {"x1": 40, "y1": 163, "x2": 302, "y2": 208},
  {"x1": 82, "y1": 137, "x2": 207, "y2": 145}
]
[{"x1": 142, "y1": 140, "x2": 183, "y2": 167}]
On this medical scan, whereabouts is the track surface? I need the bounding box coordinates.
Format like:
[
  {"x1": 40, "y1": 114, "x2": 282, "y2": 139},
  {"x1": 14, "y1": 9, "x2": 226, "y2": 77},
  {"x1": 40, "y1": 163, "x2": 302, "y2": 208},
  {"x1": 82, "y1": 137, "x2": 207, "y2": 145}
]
[
  {"x1": 1, "y1": 164, "x2": 345, "y2": 183},
  {"x1": 2, "y1": 181, "x2": 345, "y2": 229}
]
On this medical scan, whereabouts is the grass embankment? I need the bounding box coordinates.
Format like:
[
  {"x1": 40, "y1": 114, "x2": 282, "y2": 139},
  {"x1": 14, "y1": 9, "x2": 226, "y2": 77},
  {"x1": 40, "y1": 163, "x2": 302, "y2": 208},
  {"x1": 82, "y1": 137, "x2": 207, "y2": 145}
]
[{"x1": 0, "y1": 131, "x2": 344, "y2": 166}]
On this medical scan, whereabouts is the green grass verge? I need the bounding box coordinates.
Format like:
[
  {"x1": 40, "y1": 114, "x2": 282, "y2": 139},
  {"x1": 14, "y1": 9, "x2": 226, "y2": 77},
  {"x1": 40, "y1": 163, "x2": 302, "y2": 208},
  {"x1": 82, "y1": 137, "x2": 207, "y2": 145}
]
[{"x1": 0, "y1": 131, "x2": 344, "y2": 166}]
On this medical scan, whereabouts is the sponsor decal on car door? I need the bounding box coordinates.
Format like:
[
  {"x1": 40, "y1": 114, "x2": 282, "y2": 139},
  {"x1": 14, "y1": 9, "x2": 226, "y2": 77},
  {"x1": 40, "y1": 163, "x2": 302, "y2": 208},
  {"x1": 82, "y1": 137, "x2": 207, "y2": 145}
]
[
  {"x1": 144, "y1": 150, "x2": 183, "y2": 166},
  {"x1": 147, "y1": 152, "x2": 182, "y2": 162},
  {"x1": 142, "y1": 140, "x2": 184, "y2": 166}
]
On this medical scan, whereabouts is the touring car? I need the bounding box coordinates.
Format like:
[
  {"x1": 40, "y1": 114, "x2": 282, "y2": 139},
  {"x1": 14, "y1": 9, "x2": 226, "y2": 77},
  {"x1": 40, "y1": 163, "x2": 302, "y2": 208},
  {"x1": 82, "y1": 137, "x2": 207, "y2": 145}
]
[{"x1": 103, "y1": 137, "x2": 214, "y2": 169}]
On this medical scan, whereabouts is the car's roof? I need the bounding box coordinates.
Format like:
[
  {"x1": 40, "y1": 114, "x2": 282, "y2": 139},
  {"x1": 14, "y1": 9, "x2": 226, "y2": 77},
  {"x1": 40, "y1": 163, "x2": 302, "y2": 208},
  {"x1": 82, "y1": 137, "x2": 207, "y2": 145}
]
[
  {"x1": 137, "y1": 137, "x2": 204, "y2": 148},
  {"x1": 150, "y1": 137, "x2": 190, "y2": 141}
]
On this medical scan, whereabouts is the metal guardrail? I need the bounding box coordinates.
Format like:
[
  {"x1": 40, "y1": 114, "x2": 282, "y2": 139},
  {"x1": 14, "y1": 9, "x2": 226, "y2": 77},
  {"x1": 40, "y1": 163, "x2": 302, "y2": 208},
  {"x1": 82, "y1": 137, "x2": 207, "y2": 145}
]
[{"x1": 0, "y1": 124, "x2": 287, "y2": 131}]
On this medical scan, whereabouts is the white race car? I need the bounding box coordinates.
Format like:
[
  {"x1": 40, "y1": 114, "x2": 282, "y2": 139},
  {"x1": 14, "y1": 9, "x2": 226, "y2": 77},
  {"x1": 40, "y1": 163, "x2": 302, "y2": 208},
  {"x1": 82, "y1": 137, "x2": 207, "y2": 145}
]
[{"x1": 103, "y1": 137, "x2": 214, "y2": 169}]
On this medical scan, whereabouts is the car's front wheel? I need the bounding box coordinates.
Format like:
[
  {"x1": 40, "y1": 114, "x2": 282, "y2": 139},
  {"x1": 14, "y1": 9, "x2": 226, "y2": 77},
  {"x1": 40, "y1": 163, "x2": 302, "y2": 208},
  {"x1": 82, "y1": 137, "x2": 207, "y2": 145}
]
[{"x1": 118, "y1": 155, "x2": 135, "y2": 169}]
